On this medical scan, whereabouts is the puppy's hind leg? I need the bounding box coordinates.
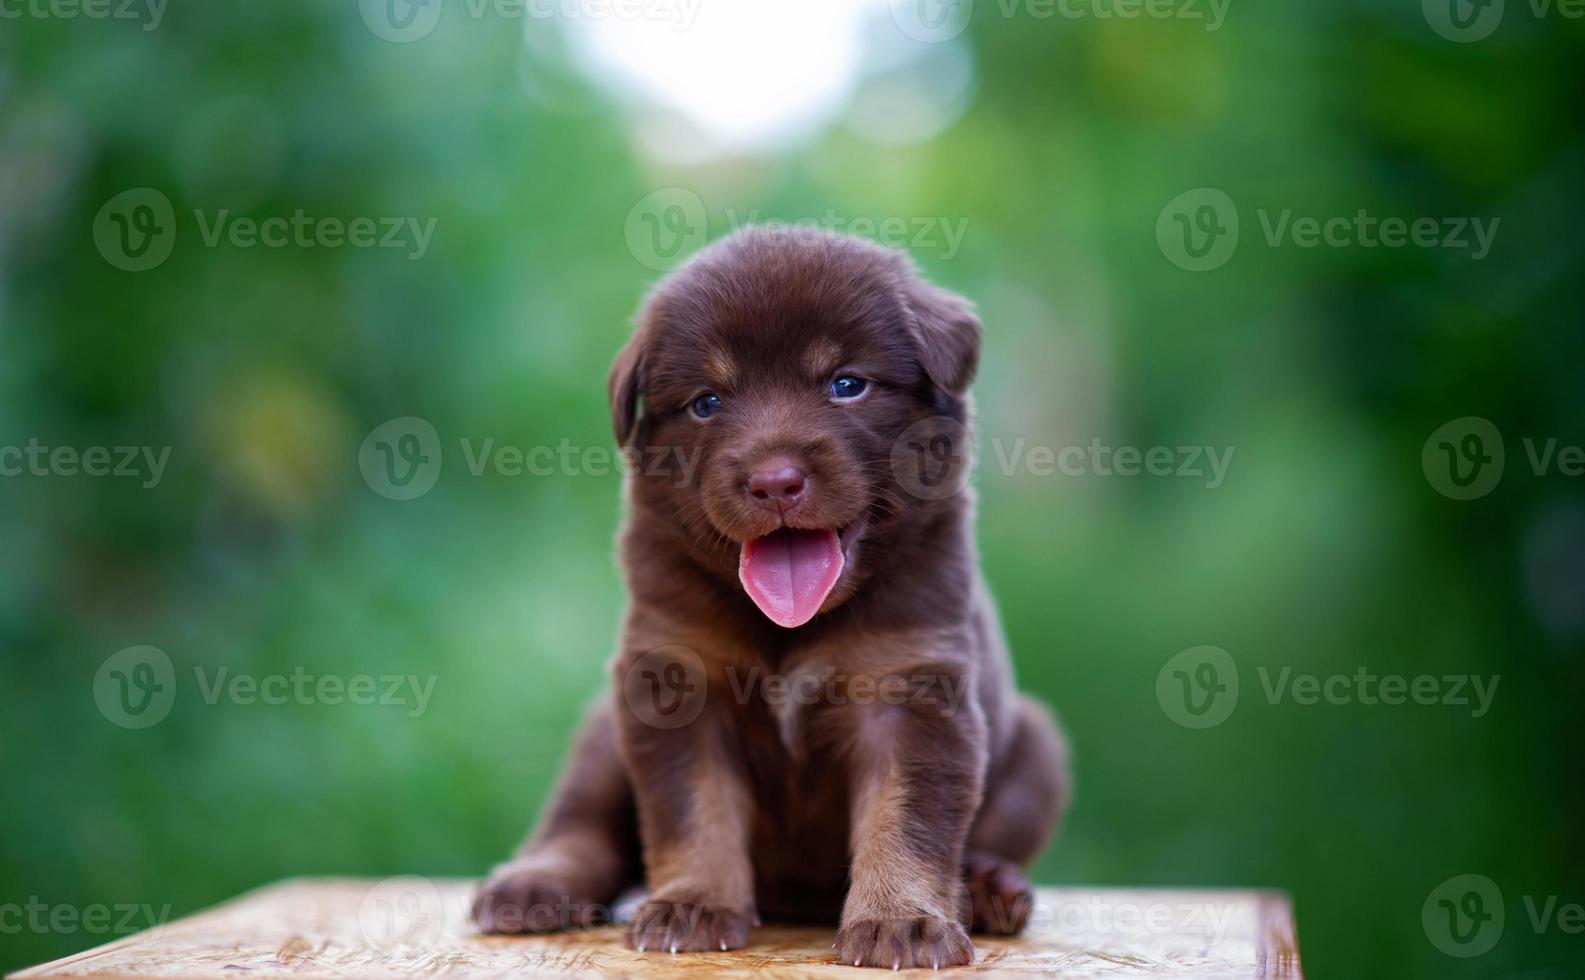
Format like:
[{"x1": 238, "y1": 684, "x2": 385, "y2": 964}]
[
  {"x1": 473, "y1": 697, "x2": 640, "y2": 933},
  {"x1": 963, "y1": 696, "x2": 1069, "y2": 935}
]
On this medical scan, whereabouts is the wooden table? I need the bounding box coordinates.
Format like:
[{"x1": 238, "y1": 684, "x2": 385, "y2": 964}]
[{"x1": 10, "y1": 878, "x2": 1302, "y2": 978}]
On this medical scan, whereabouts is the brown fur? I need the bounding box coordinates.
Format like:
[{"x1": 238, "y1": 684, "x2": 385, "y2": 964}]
[{"x1": 473, "y1": 228, "x2": 1069, "y2": 968}]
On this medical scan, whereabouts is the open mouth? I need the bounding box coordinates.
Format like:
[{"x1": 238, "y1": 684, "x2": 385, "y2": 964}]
[{"x1": 738, "y1": 526, "x2": 851, "y2": 628}]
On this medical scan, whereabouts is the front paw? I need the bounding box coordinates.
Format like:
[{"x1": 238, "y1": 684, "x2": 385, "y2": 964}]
[
  {"x1": 628, "y1": 900, "x2": 752, "y2": 953},
  {"x1": 834, "y1": 916, "x2": 974, "y2": 970},
  {"x1": 472, "y1": 859, "x2": 605, "y2": 933},
  {"x1": 963, "y1": 853, "x2": 1035, "y2": 934}
]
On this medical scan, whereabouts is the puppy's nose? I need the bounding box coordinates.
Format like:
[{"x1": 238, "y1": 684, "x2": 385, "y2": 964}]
[{"x1": 747, "y1": 459, "x2": 808, "y2": 510}]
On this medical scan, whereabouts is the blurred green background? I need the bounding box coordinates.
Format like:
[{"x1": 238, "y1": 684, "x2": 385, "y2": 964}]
[{"x1": 3, "y1": 0, "x2": 1583, "y2": 976}]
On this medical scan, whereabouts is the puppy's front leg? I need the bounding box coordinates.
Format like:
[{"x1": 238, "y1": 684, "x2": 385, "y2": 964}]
[
  {"x1": 612, "y1": 645, "x2": 756, "y2": 953},
  {"x1": 834, "y1": 665, "x2": 985, "y2": 969}
]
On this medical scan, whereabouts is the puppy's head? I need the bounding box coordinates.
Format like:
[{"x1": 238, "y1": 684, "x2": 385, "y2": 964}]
[{"x1": 610, "y1": 227, "x2": 980, "y2": 628}]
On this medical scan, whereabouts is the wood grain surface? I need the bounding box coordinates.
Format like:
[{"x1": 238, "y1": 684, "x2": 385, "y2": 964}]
[{"x1": 10, "y1": 878, "x2": 1302, "y2": 978}]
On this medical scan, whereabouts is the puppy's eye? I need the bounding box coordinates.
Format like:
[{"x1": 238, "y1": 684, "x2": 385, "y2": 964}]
[
  {"x1": 830, "y1": 376, "x2": 868, "y2": 400},
  {"x1": 691, "y1": 393, "x2": 723, "y2": 419}
]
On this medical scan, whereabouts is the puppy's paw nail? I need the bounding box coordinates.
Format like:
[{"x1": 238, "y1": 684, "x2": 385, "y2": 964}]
[
  {"x1": 626, "y1": 900, "x2": 751, "y2": 954},
  {"x1": 834, "y1": 916, "x2": 973, "y2": 971}
]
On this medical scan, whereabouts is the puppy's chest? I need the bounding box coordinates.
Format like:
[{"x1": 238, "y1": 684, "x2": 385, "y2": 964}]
[
  {"x1": 729, "y1": 661, "x2": 852, "y2": 809},
  {"x1": 729, "y1": 659, "x2": 845, "y2": 757}
]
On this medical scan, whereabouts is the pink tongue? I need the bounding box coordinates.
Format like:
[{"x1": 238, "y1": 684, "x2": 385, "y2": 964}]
[{"x1": 738, "y1": 528, "x2": 844, "y2": 628}]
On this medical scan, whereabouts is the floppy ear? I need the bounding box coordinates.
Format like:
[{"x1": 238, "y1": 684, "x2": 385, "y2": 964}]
[
  {"x1": 608, "y1": 332, "x2": 644, "y2": 445},
  {"x1": 902, "y1": 276, "x2": 982, "y2": 395}
]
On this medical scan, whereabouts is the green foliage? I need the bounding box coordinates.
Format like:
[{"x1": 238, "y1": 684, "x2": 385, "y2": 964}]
[{"x1": 2, "y1": 2, "x2": 1582, "y2": 976}]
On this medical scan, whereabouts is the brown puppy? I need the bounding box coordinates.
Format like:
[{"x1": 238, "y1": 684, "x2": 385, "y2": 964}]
[{"x1": 473, "y1": 227, "x2": 1068, "y2": 969}]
